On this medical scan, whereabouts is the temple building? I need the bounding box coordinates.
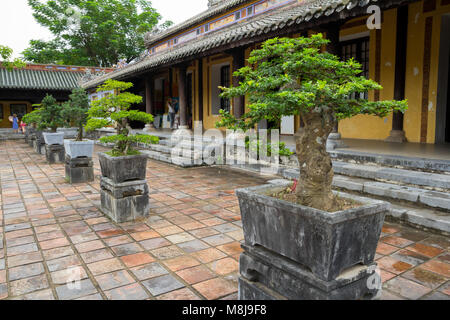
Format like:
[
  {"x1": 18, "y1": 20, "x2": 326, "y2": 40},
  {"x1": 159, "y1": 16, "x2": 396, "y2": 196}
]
[
  {"x1": 82, "y1": 0, "x2": 450, "y2": 144},
  {"x1": 0, "y1": 63, "x2": 114, "y2": 128}
]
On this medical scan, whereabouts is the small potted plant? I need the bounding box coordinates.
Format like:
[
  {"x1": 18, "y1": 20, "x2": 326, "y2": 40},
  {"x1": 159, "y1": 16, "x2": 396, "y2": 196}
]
[
  {"x1": 217, "y1": 35, "x2": 407, "y2": 292},
  {"x1": 85, "y1": 79, "x2": 159, "y2": 183},
  {"x1": 38, "y1": 95, "x2": 64, "y2": 145},
  {"x1": 62, "y1": 88, "x2": 94, "y2": 158},
  {"x1": 22, "y1": 108, "x2": 42, "y2": 146},
  {"x1": 85, "y1": 79, "x2": 158, "y2": 222}
]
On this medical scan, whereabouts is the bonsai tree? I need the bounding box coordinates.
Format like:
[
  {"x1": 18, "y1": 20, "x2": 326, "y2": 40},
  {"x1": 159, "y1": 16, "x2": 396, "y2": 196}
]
[
  {"x1": 85, "y1": 79, "x2": 158, "y2": 156},
  {"x1": 217, "y1": 34, "x2": 407, "y2": 211},
  {"x1": 22, "y1": 108, "x2": 42, "y2": 128},
  {"x1": 61, "y1": 88, "x2": 90, "y2": 141},
  {"x1": 35, "y1": 94, "x2": 64, "y2": 132}
]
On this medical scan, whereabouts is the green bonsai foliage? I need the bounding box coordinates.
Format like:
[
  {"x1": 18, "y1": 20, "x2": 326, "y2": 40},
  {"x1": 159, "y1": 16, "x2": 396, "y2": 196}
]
[
  {"x1": 22, "y1": 108, "x2": 43, "y2": 128},
  {"x1": 85, "y1": 79, "x2": 158, "y2": 156},
  {"x1": 245, "y1": 135, "x2": 293, "y2": 158},
  {"x1": 35, "y1": 95, "x2": 64, "y2": 132},
  {"x1": 216, "y1": 34, "x2": 407, "y2": 211},
  {"x1": 61, "y1": 88, "x2": 90, "y2": 141}
]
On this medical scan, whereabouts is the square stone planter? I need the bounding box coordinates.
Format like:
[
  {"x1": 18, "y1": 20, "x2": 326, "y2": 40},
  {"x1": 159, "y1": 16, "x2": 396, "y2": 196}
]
[
  {"x1": 43, "y1": 132, "x2": 65, "y2": 145},
  {"x1": 236, "y1": 183, "x2": 389, "y2": 282},
  {"x1": 98, "y1": 152, "x2": 148, "y2": 183},
  {"x1": 57, "y1": 127, "x2": 78, "y2": 139},
  {"x1": 98, "y1": 152, "x2": 149, "y2": 222},
  {"x1": 64, "y1": 140, "x2": 94, "y2": 159}
]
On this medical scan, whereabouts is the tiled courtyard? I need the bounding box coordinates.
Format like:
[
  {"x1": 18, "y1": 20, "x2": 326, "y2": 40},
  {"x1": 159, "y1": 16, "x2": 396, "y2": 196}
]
[{"x1": 0, "y1": 140, "x2": 449, "y2": 300}]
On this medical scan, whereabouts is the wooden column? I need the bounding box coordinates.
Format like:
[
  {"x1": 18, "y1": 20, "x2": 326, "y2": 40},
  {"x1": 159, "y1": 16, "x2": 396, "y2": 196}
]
[
  {"x1": 324, "y1": 23, "x2": 346, "y2": 149},
  {"x1": 386, "y1": 5, "x2": 408, "y2": 142},
  {"x1": 145, "y1": 76, "x2": 154, "y2": 115},
  {"x1": 177, "y1": 64, "x2": 188, "y2": 128},
  {"x1": 231, "y1": 47, "x2": 246, "y2": 119},
  {"x1": 198, "y1": 59, "x2": 204, "y2": 124},
  {"x1": 326, "y1": 24, "x2": 341, "y2": 135},
  {"x1": 143, "y1": 76, "x2": 155, "y2": 131}
]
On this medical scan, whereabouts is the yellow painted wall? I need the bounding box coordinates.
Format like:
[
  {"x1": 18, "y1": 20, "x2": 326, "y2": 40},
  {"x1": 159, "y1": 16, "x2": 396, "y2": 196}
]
[
  {"x1": 0, "y1": 101, "x2": 32, "y2": 128},
  {"x1": 340, "y1": 1, "x2": 450, "y2": 143},
  {"x1": 202, "y1": 54, "x2": 233, "y2": 131},
  {"x1": 195, "y1": 0, "x2": 450, "y2": 143},
  {"x1": 339, "y1": 10, "x2": 396, "y2": 141}
]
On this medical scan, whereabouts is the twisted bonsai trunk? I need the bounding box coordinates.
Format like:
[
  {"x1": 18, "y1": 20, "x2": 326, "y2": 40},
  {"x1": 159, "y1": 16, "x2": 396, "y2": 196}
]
[{"x1": 295, "y1": 110, "x2": 337, "y2": 211}]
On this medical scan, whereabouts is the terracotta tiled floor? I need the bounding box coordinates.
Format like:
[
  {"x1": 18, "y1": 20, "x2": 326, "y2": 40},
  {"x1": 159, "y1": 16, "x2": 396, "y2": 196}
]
[{"x1": 0, "y1": 140, "x2": 448, "y2": 300}]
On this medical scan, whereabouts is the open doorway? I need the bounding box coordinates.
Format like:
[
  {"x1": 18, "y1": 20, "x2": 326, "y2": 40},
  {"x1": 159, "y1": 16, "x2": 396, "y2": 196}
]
[{"x1": 436, "y1": 14, "x2": 450, "y2": 143}]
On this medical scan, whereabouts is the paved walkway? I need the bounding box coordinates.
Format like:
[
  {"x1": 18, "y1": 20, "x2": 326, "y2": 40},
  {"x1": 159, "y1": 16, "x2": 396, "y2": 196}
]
[{"x1": 0, "y1": 140, "x2": 448, "y2": 300}]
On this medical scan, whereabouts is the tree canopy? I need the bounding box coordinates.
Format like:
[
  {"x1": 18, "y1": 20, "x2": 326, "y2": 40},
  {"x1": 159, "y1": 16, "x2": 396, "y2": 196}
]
[
  {"x1": 0, "y1": 45, "x2": 26, "y2": 71},
  {"x1": 216, "y1": 34, "x2": 407, "y2": 131},
  {"x1": 23, "y1": 0, "x2": 172, "y2": 66},
  {"x1": 61, "y1": 88, "x2": 91, "y2": 141},
  {"x1": 85, "y1": 79, "x2": 158, "y2": 156}
]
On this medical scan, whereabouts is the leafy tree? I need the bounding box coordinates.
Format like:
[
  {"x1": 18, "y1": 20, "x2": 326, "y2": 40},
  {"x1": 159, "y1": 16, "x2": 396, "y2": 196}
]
[
  {"x1": 61, "y1": 88, "x2": 90, "y2": 141},
  {"x1": 22, "y1": 108, "x2": 43, "y2": 128},
  {"x1": 216, "y1": 35, "x2": 407, "y2": 211},
  {"x1": 85, "y1": 79, "x2": 158, "y2": 156},
  {"x1": 35, "y1": 95, "x2": 64, "y2": 132},
  {"x1": 0, "y1": 45, "x2": 26, "y2": 71},
  {"x1": 23, "y1": 0, "x2": 172, "y2": 66}
]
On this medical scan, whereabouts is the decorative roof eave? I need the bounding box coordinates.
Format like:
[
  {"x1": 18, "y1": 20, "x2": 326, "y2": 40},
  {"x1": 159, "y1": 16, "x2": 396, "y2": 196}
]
[
  {"x1": 144, "y1": 0, "x2": 253, "y2": 48},
  {"x1": 82, "y1": 0, "x2": 418, "y2": 90}
]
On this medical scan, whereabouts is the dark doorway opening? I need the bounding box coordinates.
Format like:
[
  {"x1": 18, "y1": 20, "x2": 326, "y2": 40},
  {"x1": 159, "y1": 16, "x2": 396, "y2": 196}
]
[{"x1": 446, "y1": 51, "x2": 450, "y2": 142}]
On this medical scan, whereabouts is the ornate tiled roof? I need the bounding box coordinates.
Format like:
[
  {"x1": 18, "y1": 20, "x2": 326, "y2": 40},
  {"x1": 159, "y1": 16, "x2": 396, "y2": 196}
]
[
  {"x1": 0, "y1": 64, "x2": 115, "y2": 91},
  {"x1": 0, "y1": 67, "x2": 83, "y2": 91},
  {"x1": 144, "y1": 0, "x2": 253, "y2": 48},
  {"x1": 82, "y1": 0, "x2": 413, "y2": 89}
]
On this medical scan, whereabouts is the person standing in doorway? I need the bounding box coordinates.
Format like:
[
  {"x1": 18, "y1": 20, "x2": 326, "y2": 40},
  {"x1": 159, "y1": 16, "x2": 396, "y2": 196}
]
[
  {"x1": 11, "y1": 114, "x2": 19, "y2": 133},
  {"x1": 167, "y1": 98, "x2": 176, "y2": 129}
]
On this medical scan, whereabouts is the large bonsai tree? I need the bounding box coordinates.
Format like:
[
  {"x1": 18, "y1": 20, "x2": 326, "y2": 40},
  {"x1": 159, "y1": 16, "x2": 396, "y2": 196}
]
[
  {"x1": 85, "y1": 79, "x2": 158, "y2": 156},
  {"x1": 217, "y1": 34, "x2": 407, "y2": 211},
  {"x1": 61, "y1": 88, "x2": 90, "y2": 141},
  {"x1": 35, "y1": 94, "x2": 64, "y2": 132}
]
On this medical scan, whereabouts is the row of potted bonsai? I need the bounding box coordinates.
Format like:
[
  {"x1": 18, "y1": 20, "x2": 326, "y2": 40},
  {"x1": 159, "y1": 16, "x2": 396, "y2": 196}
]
[{"x1": 24, "y1": 35, "x2": 406, "y2": 300}]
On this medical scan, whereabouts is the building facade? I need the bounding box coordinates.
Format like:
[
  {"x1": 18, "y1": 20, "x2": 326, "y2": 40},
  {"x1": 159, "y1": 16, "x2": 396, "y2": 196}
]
[
  {"x1": 0, "y1": 64, "x2": 114, "y2": 128},
  {"x1": 82, "y1": 0, "x2": 450, "y2": 144}
]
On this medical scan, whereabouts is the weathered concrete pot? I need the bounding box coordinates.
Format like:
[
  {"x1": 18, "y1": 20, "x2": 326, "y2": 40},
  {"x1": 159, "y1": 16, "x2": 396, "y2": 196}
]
[
  {"x1": 57, "y1": 127, "x2": 78, "y2": 139},
  {"x1": 236, "y1": 184, "x2": 389, "y2": 282},
  {"x1": 98, "y1": 152, "x2": 147, "y2": 183},
  {"x1": 64, "y1": 139, "x2": 94, "y2": 159},
  {"x1": 43, "y1": 132, "x2": 64, "y2": 145}
]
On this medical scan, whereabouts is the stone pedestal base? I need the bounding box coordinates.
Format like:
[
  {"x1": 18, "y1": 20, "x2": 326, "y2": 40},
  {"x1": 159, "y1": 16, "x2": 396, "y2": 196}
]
[
  {"x1": 45, "y1": 144, "x2": 65, "y2": 164},
  {"x1": 33, "y1": 140, "x2": 46, "y2": 155},
  {"x1": 385, "y1": 130, "x2": 407, "y2": 143},
  {"x1": 326, "y1": 132, "x2": 347, "y2": 151},
  {"x1": 238, "y1": 244, "x2": 380, "y2": 300},
  {"x1": 28, "y1": 136, "x2": 36, "y2": 147},
  {"x1": 100, "y1": 177, "x2": 150, "y2": 223},
  {"x1": 65, "y1": 156, "x2": 94, "y2": 184}
]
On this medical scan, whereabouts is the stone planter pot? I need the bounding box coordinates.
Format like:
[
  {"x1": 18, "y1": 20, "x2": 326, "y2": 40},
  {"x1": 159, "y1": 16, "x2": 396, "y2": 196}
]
[
  {"x1": 236, "y1": 183, "x2": 389, "y2": 282},
  {"x1": 43, "y1": 132, "x2": 65, "y2": 145},
  {"x1": 57, "y1": 127, "x2": 79, "y2": 139},
  {"x1": 98, "y1": 152, "x2": 147, "y2": 183},
  {"x1": 64, "y1": 139, "x2": 94, "y2": 159}
]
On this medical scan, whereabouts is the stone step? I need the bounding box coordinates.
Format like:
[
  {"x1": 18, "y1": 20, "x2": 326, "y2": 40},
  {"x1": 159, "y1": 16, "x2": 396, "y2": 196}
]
[
  {"x1": 229, "y1": 163, "x2": 450, "y2": 212},
  {"x1": 140, "y1": 150, "x2": 200, "y2": 168},
  {"x1": 332, "y1": 161, "x2": 450, "y2": 189},
  {"x1": 332, "y1": 175, "x2": 450, "y2": 211},
  {"x1": 265, "y1": 176, "x2": 450, "y2": 235},
  {"x1": 329, "y1": 149, "x2": 450, "y2": 173}
]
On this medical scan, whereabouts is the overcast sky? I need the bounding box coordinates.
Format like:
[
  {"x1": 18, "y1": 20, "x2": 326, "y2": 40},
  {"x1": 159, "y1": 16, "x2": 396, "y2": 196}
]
[{"x1": 0, "y1": 0, "x2": 209, "y2": 58}]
